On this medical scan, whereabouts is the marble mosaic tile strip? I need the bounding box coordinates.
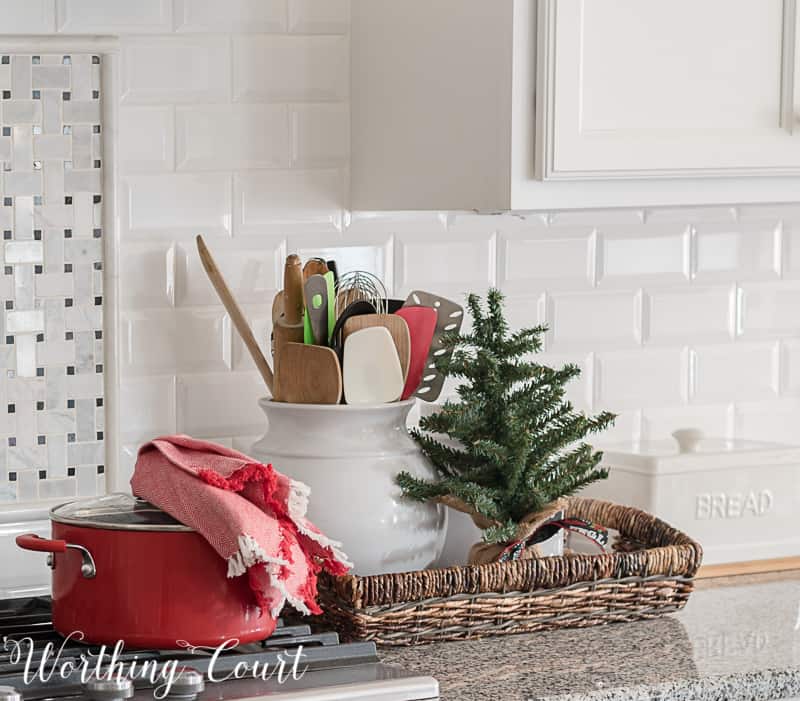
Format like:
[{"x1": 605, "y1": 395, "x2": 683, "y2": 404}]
[{"x1": 0, "y1": 53, "x2": 103, "y2": 504}]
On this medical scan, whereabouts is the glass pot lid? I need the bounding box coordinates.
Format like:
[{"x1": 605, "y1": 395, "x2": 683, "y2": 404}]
[{"x1": 50, "y1": 493, "x2": 192, "y2": 532}]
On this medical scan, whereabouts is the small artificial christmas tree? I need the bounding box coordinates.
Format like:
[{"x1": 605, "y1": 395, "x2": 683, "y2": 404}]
[{"x1": 397, "y1": 289, "x2": 615, "y2": 561}]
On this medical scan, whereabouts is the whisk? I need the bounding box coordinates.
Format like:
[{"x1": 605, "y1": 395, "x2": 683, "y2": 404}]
[{"x1": 335, "y1": 271, "x2": 388, "y2": 316}]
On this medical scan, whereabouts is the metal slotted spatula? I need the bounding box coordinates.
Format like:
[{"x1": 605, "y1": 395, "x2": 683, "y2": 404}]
[{"x1": 403, "y1": 290, "x2": 464, "y2": 402}]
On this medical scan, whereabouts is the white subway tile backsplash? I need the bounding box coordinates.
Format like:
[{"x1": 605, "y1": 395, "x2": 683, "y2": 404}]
[
  {"x1": 119, "y1": 375, "x2": 176, "y2": 443},
  {"x1": 122, "y1": 309, "x2": 230, "y2": 376},
  {"x1": 287, "y1": 234, "x2": 390, "y2": 285},
  {"x1": 119, "y1": 107, "x2": 175, "y2": 173},
  {"x1": 596, "y1": 349, "x2": 687, "y2": 410},
  {"x1": 644, "y1": 206, "x2": 736, "y2": 224},
  {"x1": 691, "y1": 343, "x2": 779, "y2": 403},
  {"x1": 290, "y1": 104, "x2": 349, "y2": 169},
  {"x1": 121, "y1": 37, "x2": 230, "y2": 104},
  {"x1": 288, "y1": 0, "x2": 350, "y2": 34},
  {"x1": 123, "y1": 173, "x2": 232, "y2": 237},
  {"x1": 175, "y1": 0, "x2": 286, "y2": 33},
  {"x1": 234, "y1": 36, "x2": 348, "y2": 102},
  {"x1": 177, "y1": 105, "x2": 289, "y2": 171},
  {"x1": 499, "y1": 228, "x2": 594, "y2": 293},
  {"x1": 176, "y1": 372, "x2": 266, "y2": 437},
  {"x1": 693, "y1": 221, "x2": 781, "y2": 281},
  {"x1": 734, "y1": 399, "x2": 800, "y2": 443},
  {"x1": 0, "y1": 0, "x2": 56, "y2": 33},
  {"x1": 547, "y1": 291, "x2": 640, "y2": 351},
  {"x1": 175, "y1": 236, "x2": 284, "y2": 307},
  {"x1": 598, "y1": 227, "x2": 689, "y2": 287},
  {"x1": 119, "y1": 242, "x2": 175, "y2": 309},
  {"x1": 395, "y1": 230, "x2": 495, "y2": 299},
  {"x1": 231, "y1": 304, "x2": 272, "y2": 372},
  {"x1": 739, "y1": 282, "x2": 800, "y2": 339},
  {"x1": 780, "y1": 340, "x2": 800, "y2": 396},
  {"x1": 235, "y1": 169, "x2": 344, "y2": 233},
  {"x1": 641, "y1": 404, "x2": 734, "y2": 441},
  {"x1": 645, "y1": 286, "x2": 734, "y2": 345},
  {"x1": 56, "y1": 0, "x2": 171, "y2": 32}
]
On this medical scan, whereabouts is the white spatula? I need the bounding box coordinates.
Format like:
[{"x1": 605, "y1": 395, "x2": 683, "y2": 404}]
[{"x1": 343, "y1": 326, "x2": 404, "y2": 404}]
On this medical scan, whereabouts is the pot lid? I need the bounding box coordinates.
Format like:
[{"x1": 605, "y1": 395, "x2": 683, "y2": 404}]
[
  {"x1": 50, "y1": 493, "x2": 192, "y2": 531},
  {"x1": 599, "y1": 428, "x2": 800, "y2": 475}
]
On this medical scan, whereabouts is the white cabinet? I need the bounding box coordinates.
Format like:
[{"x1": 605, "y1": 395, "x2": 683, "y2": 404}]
[
  {"x1": 538, "y1": 0, "x2": 800, "y2": 179},
  {"x1": 350, "y1": 0, "x2": 800, "y2": 211}
]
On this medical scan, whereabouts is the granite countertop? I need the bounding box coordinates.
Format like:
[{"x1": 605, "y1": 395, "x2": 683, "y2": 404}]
[{"x1": 381, "y1": 571, "x2": 800, "y2": 701}]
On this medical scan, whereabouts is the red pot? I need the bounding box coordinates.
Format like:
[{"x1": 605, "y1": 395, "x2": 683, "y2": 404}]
[{"x1": 17, "y1": 494, "x2": 276, "y2": 649}]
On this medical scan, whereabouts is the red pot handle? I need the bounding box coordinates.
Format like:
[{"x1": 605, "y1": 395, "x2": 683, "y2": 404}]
[{"x1": 16, "y1": 533, "x2": 67, "y2": 553}]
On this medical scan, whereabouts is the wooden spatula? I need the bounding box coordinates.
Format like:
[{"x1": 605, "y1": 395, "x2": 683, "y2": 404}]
[
  {"x1": 395, "y1": 306, "x2": 437, "y2": 400},
  {"x1": 274, "y1": 342, "x2": 342, "y2": 404},
  {"x1": 343, "y1": 327, "x2": 404, "y2": 404},
  {"x1": 342, "y1": 313, "x2": 410, "y2": 380},
  {"x1": 196, "y1": 235, "x2": 274, "y2": 394}
]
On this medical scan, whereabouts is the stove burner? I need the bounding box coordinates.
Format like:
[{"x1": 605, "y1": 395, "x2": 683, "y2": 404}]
[
  {"x1": 164, "y1": 669, "x2": 203, "y2": 701},
  {"x1": 0, "y1": 686, "x2": 22, "y2": 701}
]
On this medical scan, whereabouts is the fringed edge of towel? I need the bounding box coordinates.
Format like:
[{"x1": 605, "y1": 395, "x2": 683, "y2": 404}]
[
  {"x1": 227, "y1": 533, "x2": 313, "y2": 618},
  {"x1": 286, "y1": 478, "x2": 353, "y2": 570}
]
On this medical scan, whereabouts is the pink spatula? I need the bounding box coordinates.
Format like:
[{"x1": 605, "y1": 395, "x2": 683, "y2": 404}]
[{"x1": 395, "y1": 306, "x2": 437, "y2": 400}]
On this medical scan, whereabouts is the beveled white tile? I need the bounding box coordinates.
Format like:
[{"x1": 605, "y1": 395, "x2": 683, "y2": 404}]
[
  {"x1": 395, "y1": 230, "x2": 495, "y2": 300},
  {"x1": 119, "y1": 242, "x2": 175, "y2": 309},
  {"x1": 596, "y1": 348, "x2": 687, "y2": 410},
  {"x1": 547, "y1": 208, "x2": 644, "y2": 228},
  {"x1": 121, "y1": 308, "x2": 230, "y2": 376},
  {"x1": 547, "y1": 291, "x2": 641, "y2": 351},
  {"x1": 498, "y1": 228, "x2": 594, "y2": 293},
  {"x1": 175, "y1": 236, "x2": 284, "y2": 307},
  {"x1": 644, "y1": 206, "x2": 736, "y2": 224},
  {"x1": 234, "y1": 170, "x2": 344, "y2": 234},
  {"x1": 641, "y1": 404, "x2": 734, "y2": 441},
  {"x1": 733, "y1": 399, "x2": 800, "y2": 443},
  {"x1": 231, "y1": 304, "x2": 272, "y2": 372},
  {"x1": 119, "y1": 375, "x2": 176, "y2": 442},
  {"x1": 119, "y1": 106, "x2": 174, "y2": 173},
  {"x1": 57, "y1": 0, "x2": 171, "y2": 32},
  {"x1": 121, "y1": 36, "x2": 230, "y2": 104},
  {"x1": 739, "y1": 282, "x2": 800, "y2": 339},
  {"x1": 234, "y1": 36, "x2": 348, "y2": 102},
  {"x1": 693, "y1": 221, "x2": 780, "y2": 281},
  {"x1": 176, "y1": 104, "x2": 289, "y2": 171},
  {"x1": 122, "y1": 173, "x2": 232, "y2": 237},
  {"x1": 288, "y1": 0, "x2": 349, "y2": 33},
  {"x1": 534, "y1": 351, "x2": 594, "y2": 411},
  {"x1": 645, "y1": 286, "x2": 735, "y2": 345},
  {"x1": 0, "y1": 0, "x2": 56, "y2": 32},
  {"x1": 176, "y1": 0, "x2": 286, "y2": 33},
  {"x1": 780, "y1": 340, "x2": 800, "y2": 396},
  {"x1": 598, "y1": 226, "x2": 690, "y2": 287},
  {"x1": 176, "y1": 372, "x2": 266, "y2": 437},
  {"x1": 290, "y1": 104, "x2": 348, "y2": 169},
  {"x1": 690, "y1": 343, "x2": 778, "y2": 403},
  {"x1": 286, "y1": 233, "x2": 390, "y2": 286}
]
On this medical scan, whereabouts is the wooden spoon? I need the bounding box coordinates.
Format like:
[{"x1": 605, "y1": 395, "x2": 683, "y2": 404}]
[
  {"x1": 196, "y1": 235, "x2": 274, "y2": 394},
  {"x1": 274, "y1": 342, "x2": 342, "y2": 404}
]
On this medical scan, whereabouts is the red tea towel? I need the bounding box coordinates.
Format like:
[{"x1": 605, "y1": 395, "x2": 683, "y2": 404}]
[{"x1": 130, "y1": 435, "x2": 351, "y2": 618}]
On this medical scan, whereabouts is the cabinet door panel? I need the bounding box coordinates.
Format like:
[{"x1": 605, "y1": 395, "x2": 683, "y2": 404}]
[{"x1": 538, "y1": 0, "x2": 800, "y2": 177}]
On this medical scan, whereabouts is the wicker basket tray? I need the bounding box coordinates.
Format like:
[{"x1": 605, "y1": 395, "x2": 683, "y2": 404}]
[{"x1": 317, "y1": 497, "x2": 703, "y2": 646}]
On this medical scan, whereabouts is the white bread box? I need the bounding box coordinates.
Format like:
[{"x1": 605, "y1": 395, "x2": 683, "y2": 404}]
[{"x1": 581, "y1": 429, "x2": 800, "y2": 566}]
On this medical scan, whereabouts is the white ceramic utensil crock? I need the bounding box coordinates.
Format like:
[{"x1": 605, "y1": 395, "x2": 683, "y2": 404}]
[{"x1": 251, "y1": 398, "x2": 447, "y2": 576}]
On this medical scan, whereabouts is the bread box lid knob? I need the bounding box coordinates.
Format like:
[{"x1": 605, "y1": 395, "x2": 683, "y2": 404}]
[{"x1": 672, "y1": 428, "x2": 704, "y2": 454}]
